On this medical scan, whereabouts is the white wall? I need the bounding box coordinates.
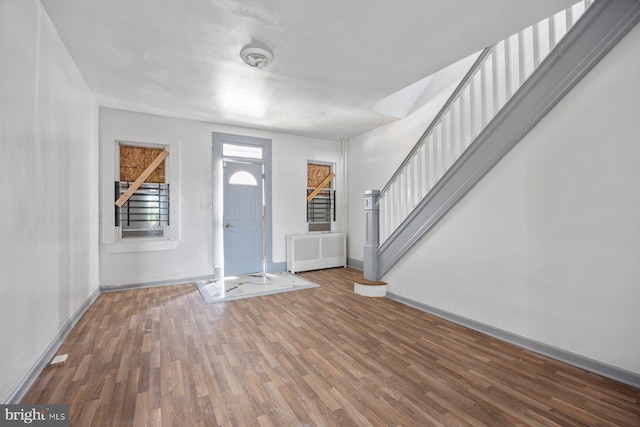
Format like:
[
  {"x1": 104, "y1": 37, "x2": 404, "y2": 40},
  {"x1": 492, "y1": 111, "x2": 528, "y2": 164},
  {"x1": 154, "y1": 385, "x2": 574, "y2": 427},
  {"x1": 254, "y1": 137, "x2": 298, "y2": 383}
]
[
  {"x1": 99, "y1": 108, "x2": 341, "y2": 287},
  {"x1": 0, "y1": 0, "x2": 99, "y2": 402},
  {"x1": 382, "y1": 23, "x2": 640, "y2": 374},
  {"x1": 346, "y1": 55, "x2": 477, "y2": 261}
]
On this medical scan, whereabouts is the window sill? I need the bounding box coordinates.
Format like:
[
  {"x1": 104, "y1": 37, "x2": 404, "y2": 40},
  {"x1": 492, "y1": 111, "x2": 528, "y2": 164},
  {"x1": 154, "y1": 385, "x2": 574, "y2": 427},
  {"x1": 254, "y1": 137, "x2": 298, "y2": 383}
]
[{"x1": 103, "y1": 239, "x2": 178, "y2": 254}]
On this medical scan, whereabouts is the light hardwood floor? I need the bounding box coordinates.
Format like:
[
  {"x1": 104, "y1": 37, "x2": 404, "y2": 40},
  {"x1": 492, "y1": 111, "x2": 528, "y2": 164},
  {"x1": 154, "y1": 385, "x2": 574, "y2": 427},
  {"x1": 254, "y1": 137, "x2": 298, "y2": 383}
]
[{"x1": 22, "y1": 268, "x2": 640, "y2": 426}]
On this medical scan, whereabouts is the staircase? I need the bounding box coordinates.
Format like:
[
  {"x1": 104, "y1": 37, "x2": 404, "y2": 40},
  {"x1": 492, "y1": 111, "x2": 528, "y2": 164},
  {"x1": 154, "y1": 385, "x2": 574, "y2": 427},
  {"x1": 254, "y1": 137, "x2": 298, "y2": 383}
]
[{"x1": 365, "y1": 0, "x2": 640, "y2": 280}]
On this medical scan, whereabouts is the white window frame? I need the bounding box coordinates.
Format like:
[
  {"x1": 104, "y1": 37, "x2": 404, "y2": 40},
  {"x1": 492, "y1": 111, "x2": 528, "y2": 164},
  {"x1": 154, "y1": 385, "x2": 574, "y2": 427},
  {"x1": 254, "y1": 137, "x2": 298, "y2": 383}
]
[
  {"x1": 307, "y1": 161, "x2": 335, "y2": 233},
  {"x1": 102, "y1": 139, "x2": 179, "y2": 253}
]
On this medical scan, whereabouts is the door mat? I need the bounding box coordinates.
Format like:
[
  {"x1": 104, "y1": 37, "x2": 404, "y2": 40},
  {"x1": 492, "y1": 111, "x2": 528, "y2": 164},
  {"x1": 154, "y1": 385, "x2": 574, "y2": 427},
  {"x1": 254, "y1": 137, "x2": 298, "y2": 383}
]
[{"x1": 196, "y1": 271, "x2": 319, "y2": 304}]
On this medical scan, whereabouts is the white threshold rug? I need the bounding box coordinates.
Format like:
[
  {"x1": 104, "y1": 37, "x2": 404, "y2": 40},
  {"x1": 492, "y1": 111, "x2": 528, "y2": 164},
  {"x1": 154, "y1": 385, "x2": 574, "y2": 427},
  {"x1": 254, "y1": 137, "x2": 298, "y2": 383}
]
[{"x1": 196, "y1": 271, "x2": 319, "y2": 304}]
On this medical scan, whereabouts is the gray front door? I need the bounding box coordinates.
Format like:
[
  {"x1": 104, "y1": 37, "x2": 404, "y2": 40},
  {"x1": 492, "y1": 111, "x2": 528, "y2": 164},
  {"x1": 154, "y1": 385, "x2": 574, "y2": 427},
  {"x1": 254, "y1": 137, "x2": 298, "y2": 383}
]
[{"x1": 223, "y1": 161, "x2": 263, "y2": 276}]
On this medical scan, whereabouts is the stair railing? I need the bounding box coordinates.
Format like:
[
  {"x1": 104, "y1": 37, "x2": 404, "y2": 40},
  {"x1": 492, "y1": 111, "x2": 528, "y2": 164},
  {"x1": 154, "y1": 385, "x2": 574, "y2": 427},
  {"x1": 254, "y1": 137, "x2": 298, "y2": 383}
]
[{"x1": 377, "y1": 0, "x2": 593, "y2": 245}]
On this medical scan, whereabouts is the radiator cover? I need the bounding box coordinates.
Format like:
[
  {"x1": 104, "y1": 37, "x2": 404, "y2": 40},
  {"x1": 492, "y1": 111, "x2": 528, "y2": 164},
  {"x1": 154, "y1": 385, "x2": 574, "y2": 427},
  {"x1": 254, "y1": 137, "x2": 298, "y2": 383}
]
[{"x1": 286, "y1": 233, "x2": 346, "y2": 274}]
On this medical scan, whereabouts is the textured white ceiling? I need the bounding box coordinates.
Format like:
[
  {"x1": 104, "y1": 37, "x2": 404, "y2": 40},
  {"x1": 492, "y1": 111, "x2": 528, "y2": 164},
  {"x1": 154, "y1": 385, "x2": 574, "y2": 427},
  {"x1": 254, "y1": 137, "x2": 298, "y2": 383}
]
[{"x1": 41, "y1": 0, "x2": 576, "y2": 140}]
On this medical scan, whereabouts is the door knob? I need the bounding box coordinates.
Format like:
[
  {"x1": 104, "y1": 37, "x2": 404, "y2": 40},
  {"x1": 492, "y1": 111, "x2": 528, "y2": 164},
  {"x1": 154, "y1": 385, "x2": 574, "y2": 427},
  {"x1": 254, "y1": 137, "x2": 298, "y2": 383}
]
[{"x1": 224, "y1": 223, "x2": 233, "y2": 228}]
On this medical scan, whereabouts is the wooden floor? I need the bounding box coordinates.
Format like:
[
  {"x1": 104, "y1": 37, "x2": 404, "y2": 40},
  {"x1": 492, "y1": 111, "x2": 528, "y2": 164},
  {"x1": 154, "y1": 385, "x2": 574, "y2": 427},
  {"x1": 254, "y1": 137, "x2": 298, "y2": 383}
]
[{"x1": 23, "y1": 268, "x2": 639, "y2": 426}]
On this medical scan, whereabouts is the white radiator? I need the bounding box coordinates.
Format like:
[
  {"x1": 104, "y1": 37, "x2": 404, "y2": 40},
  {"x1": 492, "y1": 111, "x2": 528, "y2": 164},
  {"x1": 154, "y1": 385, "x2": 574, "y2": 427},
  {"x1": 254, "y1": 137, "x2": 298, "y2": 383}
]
[{"x1": 286, "y1": 233, "x2": 346, "y2": 274}]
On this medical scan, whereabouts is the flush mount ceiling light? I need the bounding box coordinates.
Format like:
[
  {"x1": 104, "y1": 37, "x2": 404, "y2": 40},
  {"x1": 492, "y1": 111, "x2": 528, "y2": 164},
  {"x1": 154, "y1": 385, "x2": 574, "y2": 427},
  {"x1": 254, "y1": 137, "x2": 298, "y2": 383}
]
[{"x1": 239, "y1": 45, "x2": 274, "y2": 69}]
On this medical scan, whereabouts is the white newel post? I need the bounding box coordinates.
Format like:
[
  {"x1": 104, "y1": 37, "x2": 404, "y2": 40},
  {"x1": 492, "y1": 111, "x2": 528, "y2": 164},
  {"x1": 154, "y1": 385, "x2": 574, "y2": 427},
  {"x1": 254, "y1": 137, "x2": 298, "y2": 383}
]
[{"x1": 363, "y1": 190, "x2": 380, "y2": 281}]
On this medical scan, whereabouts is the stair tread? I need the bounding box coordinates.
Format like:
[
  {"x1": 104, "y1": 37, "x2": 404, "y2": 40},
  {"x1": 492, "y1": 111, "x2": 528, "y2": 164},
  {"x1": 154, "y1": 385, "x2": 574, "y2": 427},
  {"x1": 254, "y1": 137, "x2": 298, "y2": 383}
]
[{"x1": 353, "y1": 273, "x2": 386, "y2": 286}]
